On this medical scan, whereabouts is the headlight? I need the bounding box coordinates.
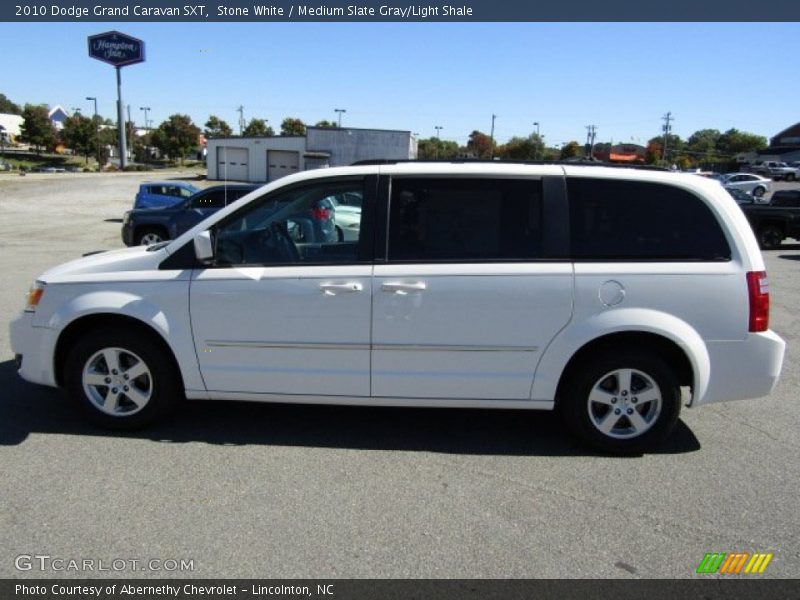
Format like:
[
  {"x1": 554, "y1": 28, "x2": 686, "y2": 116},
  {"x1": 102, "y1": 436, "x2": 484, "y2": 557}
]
[{"x1": 24, "y1": 281, "x2": 46, "y2": 313}]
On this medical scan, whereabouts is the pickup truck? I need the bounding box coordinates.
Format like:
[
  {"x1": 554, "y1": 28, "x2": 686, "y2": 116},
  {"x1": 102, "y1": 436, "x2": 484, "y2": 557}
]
[
  {"x1": 733, "y1": 190, "x2": 800, "y2": 248},
  {"x1": 752, "y1": 161, "x2": 799, "y2": 181}
]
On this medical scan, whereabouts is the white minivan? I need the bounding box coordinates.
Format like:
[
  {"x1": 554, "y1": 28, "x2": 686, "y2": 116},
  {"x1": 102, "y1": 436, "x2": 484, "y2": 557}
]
[{"x1": 9, "y1": 163, "x2": 786, "y2": 452}]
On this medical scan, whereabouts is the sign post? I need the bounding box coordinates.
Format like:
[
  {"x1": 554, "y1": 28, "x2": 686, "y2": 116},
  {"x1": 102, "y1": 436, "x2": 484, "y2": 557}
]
[{"x1": 87, "y1": 31, "x2": 145, "y2": 170}]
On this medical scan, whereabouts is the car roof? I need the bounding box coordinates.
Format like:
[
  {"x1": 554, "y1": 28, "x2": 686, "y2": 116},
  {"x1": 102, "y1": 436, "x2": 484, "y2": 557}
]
[{"x1": 142, "y1": 180, "x2": 200, "y2": 187}]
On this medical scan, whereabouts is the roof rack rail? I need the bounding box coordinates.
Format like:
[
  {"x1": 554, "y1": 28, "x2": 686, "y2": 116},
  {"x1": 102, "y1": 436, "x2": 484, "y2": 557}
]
[{"x1": 349, "y1": 159, "x2": 669, "y2": 171}]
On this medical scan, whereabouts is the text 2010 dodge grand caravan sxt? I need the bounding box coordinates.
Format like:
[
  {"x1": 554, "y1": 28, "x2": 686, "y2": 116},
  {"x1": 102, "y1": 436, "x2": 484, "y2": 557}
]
[{"x1": 10, "y1": 163, "x2": 786, "y2": 452}]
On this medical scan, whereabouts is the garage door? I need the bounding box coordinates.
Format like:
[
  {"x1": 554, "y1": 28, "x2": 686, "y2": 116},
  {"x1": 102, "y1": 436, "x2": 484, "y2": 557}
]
[
  {"x1": 217, "y1": 147, "x2": 249, "y2": 181},
  {"x1": 267, "y1": 150, "x2": 300, "y2": 182}
]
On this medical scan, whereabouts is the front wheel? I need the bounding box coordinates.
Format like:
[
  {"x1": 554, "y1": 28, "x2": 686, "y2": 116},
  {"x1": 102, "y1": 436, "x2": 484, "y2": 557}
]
[
  {"x1": 559, "y1": 350, "x2": 681, "y2": 454},
  {"x1": 758, "y1": 225, "x2": 783, "y2": 250},
  {"x1": 752, "y1": 186, "x2": 766, "y2": 198},
  {"x1": 64, "y1": 329, "x2": 182, "y2": 429},
  {"x1": 135, "y1": 227, "x2": 167, "y2": 246}
]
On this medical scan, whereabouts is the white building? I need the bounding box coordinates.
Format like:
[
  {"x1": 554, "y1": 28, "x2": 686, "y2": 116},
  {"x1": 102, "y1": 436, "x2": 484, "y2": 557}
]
[
  {"x1": 0, "y1": 113, "x2": 24, "y2": 141},
  {"x1": 206, "y1": 126, "x2": 418, "y2": 183}
]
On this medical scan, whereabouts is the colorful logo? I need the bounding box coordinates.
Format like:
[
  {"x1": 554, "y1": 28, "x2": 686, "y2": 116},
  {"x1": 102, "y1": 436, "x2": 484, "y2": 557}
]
[{"x1": 696, "y1": 552, "x2": 773, "y2": 574}]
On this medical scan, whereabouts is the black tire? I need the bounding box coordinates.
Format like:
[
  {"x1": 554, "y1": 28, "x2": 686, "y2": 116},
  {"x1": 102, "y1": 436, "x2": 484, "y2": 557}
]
[
  {"x1": 753, "y1": 186, "x2": 766, "y2": 198},
  {"x1": 64, "y1": 329, "x2": 182, "y2": 429},
  {"x1": 134, "y1": 226, "x2": 168, "y2": 246},
  {"x1": 336, "y1": 226, "x2": 344, "y2": 242},
  {"x1": 758, "y1": 225, "x2": 783, "y2": 250},
  {"x1": 787, "y1": 173, "x2": 796, "y2": 182},
  {"x1": 558, "y1": 349, "x2": 681, "y2": 454}
]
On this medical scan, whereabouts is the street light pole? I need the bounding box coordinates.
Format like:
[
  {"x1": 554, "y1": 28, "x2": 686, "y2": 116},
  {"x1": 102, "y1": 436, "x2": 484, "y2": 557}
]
[
  {"x1": 86, "y1": 96, "x2": 98, "y2": 167},
  {"x1": 434, "y1": 126, "x2": 443, "y2": 159},
  {"x1": 489, "y1": 114, "x2": 497, "y2": 160},
  {"x1": 334, "y1": 108, "x2": 346, "y2": 128},
  {"x1": 533, "y1": 121, "x2": 540, "y2": 159},
  {"x1": 139, "y1": 107, "x2": 151, "y2": 130}
]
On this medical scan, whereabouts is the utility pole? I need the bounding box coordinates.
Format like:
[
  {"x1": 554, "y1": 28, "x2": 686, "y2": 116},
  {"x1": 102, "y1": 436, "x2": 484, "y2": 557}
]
[
  {"x1": 237, "y1": 105, "x2": 245, "y2": 135},
  {"x1": 586, "y1": 125, "x2": 597, "y2": 159},
  {"x1": 533, "y1": 121, "x2": 540, "y2": 159},
  {"x1": 662, "y1": 111, "x2": 673, "y2": 164},
  {"x1": 489, "y1": 114, "x2": 497, "y2": 160}
]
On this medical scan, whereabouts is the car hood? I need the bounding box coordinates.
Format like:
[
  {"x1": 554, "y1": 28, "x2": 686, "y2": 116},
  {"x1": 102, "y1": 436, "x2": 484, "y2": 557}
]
[{"x1": 39, "y1": 245, "x2": 169, "y2": 284}]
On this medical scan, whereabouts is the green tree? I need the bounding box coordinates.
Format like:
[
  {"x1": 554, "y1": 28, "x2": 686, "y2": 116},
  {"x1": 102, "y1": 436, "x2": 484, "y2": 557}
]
[
  {"x1": 498, "y1": 133, "x2": 546, "y2": 160},
  {"x1": 717, "y1": 128, "x2": 768, "y2": 155},
  {"x1": 204, "y1": 115, "x2": 233, "y2": 138},
  {"x1": 152, "y1": 114, "x2": 201, "y2": 164},
  {"x1": 559, "y1": 141, "x2": 583, "y2": 159},
  {"x1": 281, "y1": 117, "x2": 307, "y2": 136},
  {"x1": 648, "y1": 134, "x2": 684, "y2": 162},
  {"x1": 314, "y1": 120, "x2": 338, "y2": 128},
  {"x1": 61, "y1": 113, "x2": 96, "y2": 164},
  {"x1": 686, "y1": 128, "x2": 721, "y2": 157},
  {"x1": 0, "y1": 93, "x2": 21, "y2": 114},
  {"x1": 242, "y1": 118, "x2": 274, "y2": 137},
  {"x1": 417, "y1": 137, "x2": 459, "y2": 159},
  {"x1": 19, "y1": 104, "x2": 56, "y2": 154}
]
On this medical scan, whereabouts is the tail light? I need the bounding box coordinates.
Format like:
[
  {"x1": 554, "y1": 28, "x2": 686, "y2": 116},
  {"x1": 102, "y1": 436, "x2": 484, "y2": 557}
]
[
  {"x1": 746, "y1": 271, "x2": 769, "y2": 332},
  {"x1": 310, "y1": 207, "x2": 331, "y2": 221}
]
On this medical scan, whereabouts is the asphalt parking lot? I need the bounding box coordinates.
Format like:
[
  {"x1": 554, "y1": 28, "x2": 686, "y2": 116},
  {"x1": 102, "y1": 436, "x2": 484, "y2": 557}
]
[{"x1": 0, "y1": 172, "x2": 798, "y2": 579}]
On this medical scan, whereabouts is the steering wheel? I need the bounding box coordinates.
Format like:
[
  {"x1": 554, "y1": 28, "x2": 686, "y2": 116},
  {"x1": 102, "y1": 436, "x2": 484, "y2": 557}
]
[{"x1": 270, "y1": 222, "x2": 300, "y2": 262}]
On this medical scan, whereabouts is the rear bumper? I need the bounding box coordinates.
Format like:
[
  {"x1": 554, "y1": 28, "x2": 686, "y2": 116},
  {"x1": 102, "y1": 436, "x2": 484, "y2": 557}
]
[
  {"x1": 696, "y1": 331, "x2": 786, "y2": 406},
  {"x1": 9, "y1": 312, "x2": 59, "y2": 388}
]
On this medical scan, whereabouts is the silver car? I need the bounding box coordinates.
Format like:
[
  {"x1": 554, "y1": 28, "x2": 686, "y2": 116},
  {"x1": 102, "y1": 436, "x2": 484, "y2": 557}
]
[{"x1": 723, "y1": 173, "x2": 771, "y2": 201}]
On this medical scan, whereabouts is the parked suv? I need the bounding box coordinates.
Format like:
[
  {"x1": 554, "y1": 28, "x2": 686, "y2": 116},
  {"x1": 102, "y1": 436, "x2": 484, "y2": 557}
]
[
  {"x1": 122, "y1": 184, "x2": 259, "y2": 246},
  {"x1": 9, "y1": 163, "x2": 786, "y2": 453},
  {"x1": 133, "y1": 181, "x2": 200, "y2": 210}
]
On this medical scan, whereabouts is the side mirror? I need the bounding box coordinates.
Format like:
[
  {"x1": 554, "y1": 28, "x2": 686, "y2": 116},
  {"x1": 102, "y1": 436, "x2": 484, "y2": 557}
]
[{"x1": 193, "y1": 231, "x2": 214, "y2": 262}]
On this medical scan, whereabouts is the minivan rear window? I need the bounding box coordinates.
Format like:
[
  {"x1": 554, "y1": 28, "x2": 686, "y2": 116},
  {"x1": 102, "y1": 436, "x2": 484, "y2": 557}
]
[{"x1": 567, "y1": 178, "x2": 731, "y2": 261}]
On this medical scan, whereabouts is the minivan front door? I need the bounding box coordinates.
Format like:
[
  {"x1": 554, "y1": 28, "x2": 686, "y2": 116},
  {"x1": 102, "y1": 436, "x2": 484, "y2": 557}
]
[{"x1": 190, "y1": 177, "x2": 374, "y2": 397}]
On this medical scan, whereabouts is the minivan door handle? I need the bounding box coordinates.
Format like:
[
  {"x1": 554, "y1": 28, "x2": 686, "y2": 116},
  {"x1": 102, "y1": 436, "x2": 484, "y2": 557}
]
[
  {"x1": 319, "y1": 282, "x2": 363, "y2": 296},
  {"x1": 381, "y1": 281, "x2": 427, "y2": 294}
]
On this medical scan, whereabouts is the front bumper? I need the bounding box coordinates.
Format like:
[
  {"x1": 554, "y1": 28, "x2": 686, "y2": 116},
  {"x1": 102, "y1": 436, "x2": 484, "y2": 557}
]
[
  {"x1": 9, "y1": 312, "x2": 59, "y2": 388},
  {"x1": 121, "y1": 220, "x2": 134, "y2": 246},
  {"x1": 697, "y1": 330, "x2": 786, "y2": 406}
]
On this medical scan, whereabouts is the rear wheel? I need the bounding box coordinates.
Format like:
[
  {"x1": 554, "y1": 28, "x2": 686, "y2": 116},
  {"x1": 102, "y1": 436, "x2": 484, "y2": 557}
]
[
  {"x1": 559, "y1": 349, "x2": 681, "y2": 454},
  {"x1": 64, "y1": 329, "x2": 181, "y2": 429}
]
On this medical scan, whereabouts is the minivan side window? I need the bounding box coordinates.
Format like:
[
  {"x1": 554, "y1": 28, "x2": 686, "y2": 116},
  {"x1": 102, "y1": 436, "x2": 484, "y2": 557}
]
[
  {"x1": 387, "y1": 178, "x2": 543, "y2": 262},
  {"x1": 212, "y1": 180, "x2": 365, "y2": 266},
  {"x1": 567, "y1": 178, "x2": 731, "y2": 261}
]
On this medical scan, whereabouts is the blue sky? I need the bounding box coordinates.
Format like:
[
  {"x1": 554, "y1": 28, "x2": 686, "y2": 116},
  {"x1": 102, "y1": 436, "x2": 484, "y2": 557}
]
[{"x1": 3, "y1": 22, "x2": 799, "y2": 146}]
